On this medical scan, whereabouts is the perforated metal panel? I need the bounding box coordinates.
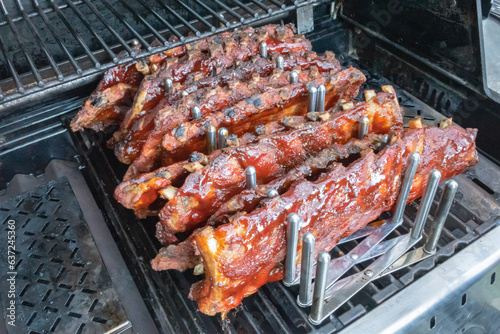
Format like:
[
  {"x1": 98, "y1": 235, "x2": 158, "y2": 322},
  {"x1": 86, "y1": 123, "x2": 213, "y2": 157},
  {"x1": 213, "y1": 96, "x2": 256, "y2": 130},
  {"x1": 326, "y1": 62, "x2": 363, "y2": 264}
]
[{"x1": 0, "y1": 178, "x2": 129, "y2": 334}]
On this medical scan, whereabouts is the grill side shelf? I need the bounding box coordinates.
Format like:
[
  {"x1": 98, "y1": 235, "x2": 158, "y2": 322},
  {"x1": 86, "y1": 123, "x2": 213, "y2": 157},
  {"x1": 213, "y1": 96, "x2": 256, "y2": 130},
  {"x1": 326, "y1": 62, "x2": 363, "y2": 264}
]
[{"x1": 0, "y1": 160, "x2": 156, "y2": 334}]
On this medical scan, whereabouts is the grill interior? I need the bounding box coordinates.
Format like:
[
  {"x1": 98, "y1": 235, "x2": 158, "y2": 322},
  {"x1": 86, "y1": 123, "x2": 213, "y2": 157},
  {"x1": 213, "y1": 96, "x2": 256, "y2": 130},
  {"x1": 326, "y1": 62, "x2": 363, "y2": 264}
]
[
  {"x1": 66, "y1": 61, "x2": 500, "y2": 333},
  {"x1": 1, "y1": 1, "x2": 500, "y2": 333},
  {"x1": 0, "y1": 0, "x2": 317, "y2": 105}
]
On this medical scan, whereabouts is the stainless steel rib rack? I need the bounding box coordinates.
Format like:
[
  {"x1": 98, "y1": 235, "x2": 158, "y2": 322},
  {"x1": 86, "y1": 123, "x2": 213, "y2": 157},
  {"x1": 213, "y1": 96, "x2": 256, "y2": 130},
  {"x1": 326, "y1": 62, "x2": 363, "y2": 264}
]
[{"x1": 282, "y1": 159, "x2": 460, "y2": 325}]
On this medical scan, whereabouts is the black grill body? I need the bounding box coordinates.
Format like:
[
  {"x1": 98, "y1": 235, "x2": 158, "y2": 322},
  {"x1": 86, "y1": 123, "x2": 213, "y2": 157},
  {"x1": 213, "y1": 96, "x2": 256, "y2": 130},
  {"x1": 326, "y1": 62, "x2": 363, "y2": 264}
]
[{"x1": 0, "y1": 1, "x2": 500, "y2": 333}]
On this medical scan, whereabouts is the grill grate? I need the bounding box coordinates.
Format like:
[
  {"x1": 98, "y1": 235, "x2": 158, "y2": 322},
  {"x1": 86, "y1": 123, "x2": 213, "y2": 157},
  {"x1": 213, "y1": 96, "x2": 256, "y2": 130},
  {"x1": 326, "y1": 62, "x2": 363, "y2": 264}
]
[
  {"x1": 66, "y1": 68, "x2": 500, "y2": 332},
  {"x1": 0, "y1": 0, "x2": 320, "y2": 106},
  {"x1": 0, "y1": 178, "x2": 130, "y2": 334}
]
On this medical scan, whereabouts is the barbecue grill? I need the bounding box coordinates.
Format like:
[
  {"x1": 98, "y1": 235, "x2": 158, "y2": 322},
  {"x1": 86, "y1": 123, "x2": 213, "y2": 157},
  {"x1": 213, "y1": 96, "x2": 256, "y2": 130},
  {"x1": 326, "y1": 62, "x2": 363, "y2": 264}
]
[{"x1": 1, "y1": 0, "x2": 500, "y2": 333}]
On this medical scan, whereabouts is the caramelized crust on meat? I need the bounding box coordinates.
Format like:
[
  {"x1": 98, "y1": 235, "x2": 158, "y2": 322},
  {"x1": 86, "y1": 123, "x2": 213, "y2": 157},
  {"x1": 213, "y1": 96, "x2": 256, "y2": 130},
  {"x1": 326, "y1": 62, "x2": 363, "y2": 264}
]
[
  {"x1": 151, "y1": 135, "x2": 385, "y2": 272},
  {"x1": 159, "y1": 67, "x2": 365, "y2": 166},
  {"x1": 118, "y1": 24, "x2": 311, "y2": 138},
  {"x1": 124, "y1": 66, "x2": 363, "y2": 180},
  {"x1": 155, "y1": 91, "x2": 403, "y2": 244},
  {"x1": 113, "y1": 162, "x2": 190, "y2": 218},
  {"x1": 113, "y1": 51, "x2": 340, "y2": 164},
  {"x1": 114, "y1": 116, "x2": 309, "y2": 218},
  {"x1": 208, "y1": 136, "x2": 385, "y2": 226},
  {"x1": 70, "y1": 43, "x2": 184, "y2": 132},
  {"x1": 190, "y1": 125, "x2": 478, "y2": 316},
  {"x1": 70, "y1": 24, "x2": 307, "y2": 132}
]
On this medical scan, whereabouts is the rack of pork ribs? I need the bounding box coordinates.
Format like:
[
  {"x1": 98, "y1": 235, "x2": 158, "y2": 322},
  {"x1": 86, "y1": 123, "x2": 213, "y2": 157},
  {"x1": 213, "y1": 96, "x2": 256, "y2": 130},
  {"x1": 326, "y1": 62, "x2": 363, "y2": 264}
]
[{"x1": 71, "y1": 24, "x2": 479, "y2": 317}]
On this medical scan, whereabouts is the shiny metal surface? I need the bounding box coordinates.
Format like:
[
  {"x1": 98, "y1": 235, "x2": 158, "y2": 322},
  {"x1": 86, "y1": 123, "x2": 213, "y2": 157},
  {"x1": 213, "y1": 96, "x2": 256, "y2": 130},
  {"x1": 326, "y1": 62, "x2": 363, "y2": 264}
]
[
  {"x1": 336, "y1": 225, "x2": 378, "y2": 245},
  {"x1": 267, "y1": 188, "x2": 279, "y2": 198},
  {"x1": 308, "y1": 86, "x2": 318, "y2": 113},
  {"x1": 308, "y1": 168, "x2": 444, "y2": 324},
  {"x1": 296, "y1": 3, "x2": 314, "y2": 34},
  {"x1": 290, "y1": 70, "x2": 299, "y2": 84},
  {"x1": 379, "y1": 245, "x2": 433, "y2": 278},
  {"x1": 322, "y1": 152, "x2": 419, "y2": 285},
  {"x1": 379, "y1": 180, "x2": 459, "y2": 277},
  {"x1": 411, "y1": 170, "x2": 441, "y2": 240},
  {"x1": 276, "y1": 55, "x2": 284, "y2": 71},
  {"x1": 342, "y1": 226, "x2": 500, "y2": 334},
  {"x1": 191, "y1": 106, "x2": 201, "y2": 120},
  {"x1": 316, "y1": 84, "x2": 325, "y2": 112},
  {"x1": 315, "y1": 233, "x2": 418, "y2": 325},
  {"x1": 310, "y1": 252, "x2": 330, "y2": 324},
  {"x1": 298, "y1": 232, "x2": 315, "y2": 307},
  {"x1": 393, "y1": 152, "x2": 420, "y2": 223},
  {"x1": 259, "y1": 40, "x2": 267, "y2": 58},
  {"x1": 207, "y1": 125, "x2": 217, "y2": 154},
  {"x1": 321, "y1": 217, "x2": 405, "y2": 293},
  {"x1": 217, "y1": 127, "x2": 228, "y2": 149},
  {"x1": 164, "y1": 78, "x2": 173, "y2": 94},
  {"x1": 245, "y1": 166, "x2": 257, "y2": 189},
  {"x1": 358, "y1": 116, "x2": 369, "y2": 139},
  {"x1": 285, "y1": 153, "x2": 419, "y2": 294},
  {"x1": 424, "y1": 180, "x2": 458, "y2": 253},
  {"x1": 284, "y1": 213, "x2": 301, "y2": 285}
]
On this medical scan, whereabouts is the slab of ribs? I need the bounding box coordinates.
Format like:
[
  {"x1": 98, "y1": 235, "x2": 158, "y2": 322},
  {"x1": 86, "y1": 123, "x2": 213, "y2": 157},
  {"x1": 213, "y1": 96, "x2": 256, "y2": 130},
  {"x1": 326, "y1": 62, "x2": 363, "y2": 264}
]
[{"x1": 71, "y1": 23, "x2": 479, "y2": 317}]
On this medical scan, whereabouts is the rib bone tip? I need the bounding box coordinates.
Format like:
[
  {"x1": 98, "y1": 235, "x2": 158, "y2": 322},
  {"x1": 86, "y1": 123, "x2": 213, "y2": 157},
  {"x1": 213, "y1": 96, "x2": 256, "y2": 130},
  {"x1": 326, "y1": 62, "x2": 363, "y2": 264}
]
[
  {"x1": 341, "y1": 102, "x2": 354, "y2": 110},
  {"x1": 193, "y1": 263, "x2": 204, "y2": 275},
  {"x1": 159, "y1": 186, "x2": 178, "y2": 201},
  {"x1": 364, "y1": 90, "x2": 376, "y2": 101},
  {"x1": 381, "y1": 85, "x2": 395, "y2": 94}
]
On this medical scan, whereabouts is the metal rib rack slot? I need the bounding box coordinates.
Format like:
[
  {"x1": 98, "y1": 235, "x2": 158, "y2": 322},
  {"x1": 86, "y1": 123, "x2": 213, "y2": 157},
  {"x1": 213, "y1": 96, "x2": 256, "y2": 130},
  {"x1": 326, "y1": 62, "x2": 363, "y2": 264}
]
[
  {"x1": 283, "y1": 153, "x2": 460, "y2": 325},
  {"x1": 0, "y1": 0, "x2": 320, "y2": 107}
]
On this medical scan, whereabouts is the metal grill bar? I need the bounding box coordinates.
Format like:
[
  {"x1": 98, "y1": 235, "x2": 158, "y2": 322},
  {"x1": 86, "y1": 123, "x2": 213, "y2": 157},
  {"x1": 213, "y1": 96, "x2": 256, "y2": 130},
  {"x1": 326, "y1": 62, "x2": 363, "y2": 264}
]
[
  {"x1": 15, "y1": 0, "x2": 63, "y2": 81},
  {"x1": 191, "y1": 0, "x2": 230, "y2": 27},
  {"x1": 80, "y1": 0, "x2": 135, "y2": 56},
  {"x1": 63, "y1": 0, "x2": 118, "y2": 63},
  {"x1": 135, "y1": 0, "x2": 185, "y2": 42},
  {"x1": 0, "y1": 0, "x2": 319, "y2": 108},
  {"x1": 0, "y1": 0, "x2": 44, "y2": 86},
  {"x1": 213, "y1": 0, "x2": 245, "y2": 22},
  {"x1": 155, "y1": 0, "x2": 201, "y2": 37},
  {"x1": 249, "y1": 0, "x2": 272, "y2": 14},
  {"x1": 230, "y1": 0, "x2": 258, "y2": 18},
  {"x1": 99, "y1": 0, "x2": 152, "y2": 51},
  {"x1": 171, "y1": 0, "x2": 217, "y2": 33},
  {"x1": 0, "y1": 36, "x2": 18, "y2": 95},
  {"x1": 32, "y1": 0, "x2": 82, "y2": 75},
  {"x1": 60, "y1": 78, "x2": 500, "y2": 333},
  {"x1": 51, "y1": 0, "x2": 102, "y2": 68},
  {"x1": 118, "y1": 0, "x2": 167, "y2": 46}
]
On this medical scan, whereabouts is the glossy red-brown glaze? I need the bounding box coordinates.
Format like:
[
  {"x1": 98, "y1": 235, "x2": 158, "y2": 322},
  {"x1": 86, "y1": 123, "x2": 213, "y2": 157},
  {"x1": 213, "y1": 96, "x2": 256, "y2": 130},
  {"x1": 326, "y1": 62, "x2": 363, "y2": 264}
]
[
  {"x1": 151, "y1": 136, "x2": 384, "y2": 272},
  {"x1": 70, "y1": 63, "x2": 143, "y2": 131},
  {"x1": 71, "y1": 24, "x2": 302, "y2": 132},
  {"x1": 114, "y1": 51, "x2": 340, "y2": 164},
  {"x1": 208, "y1": 136, "x2": 385, "y2": 226},
  {"x1": 113, "y1": 163, "x2": 188, "y2": 218},
  {"x1": 115, "y1": 118, "x2": 305, "y2": 217},
  {"x1": 123, "y1": 66, "x2": 350, "y2": 180},
  {"x1": 157, "y1": 67, "x2": 365, "y2": 167},
  {"x1": 71, "y1": 44, "x2": 173, "y2": 132},
  {"x1": 189, "y1": 125, "x2": 478, "y2": 316},
  {"x1": 118, "y1": 24, "x2": 311, "y2": 136},
  {"x1": 155, "y1": 91, "x2": 402, "y2": 244}
]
